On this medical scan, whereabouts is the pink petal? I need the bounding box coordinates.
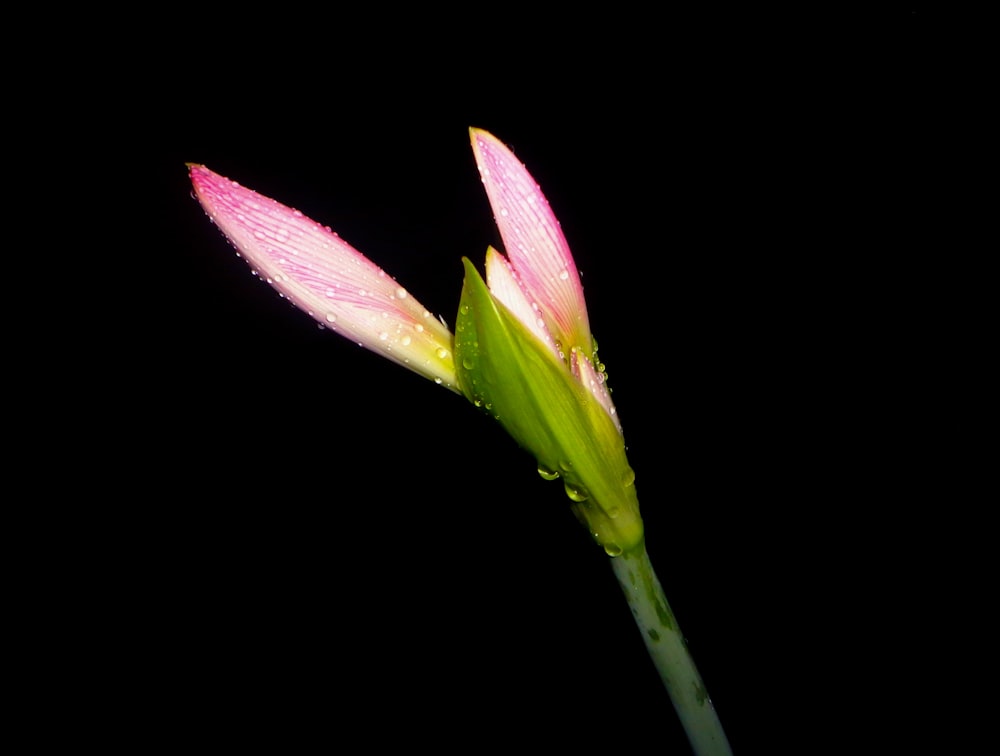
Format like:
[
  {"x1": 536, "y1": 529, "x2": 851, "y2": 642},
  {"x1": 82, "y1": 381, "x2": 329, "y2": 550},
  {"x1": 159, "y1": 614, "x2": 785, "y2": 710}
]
[
  {"x1": 570, "y1": 348, "x2": 623, "y2": 435},
  {"x1": 189, "y1": 164, "x2": 458, "y2": 391},
  {"x1": 470, "y1": 129, "x2": 592, "y2": 357},
  {"x1": 484, "y1": 246, "x2": 561, "y2": 363}
]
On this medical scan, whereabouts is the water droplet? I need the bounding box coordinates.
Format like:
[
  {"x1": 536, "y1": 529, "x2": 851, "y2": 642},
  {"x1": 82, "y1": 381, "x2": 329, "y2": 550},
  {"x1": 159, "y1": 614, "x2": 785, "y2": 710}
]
[
  {"x1": 622, "y1": 467, "x2": 636, "y2": 487},
  {"x1": 436, "y1": 347, "x2": 449, "y2": 359},
  {"x1": 326, "y1": 313, "x2": 337, "y2": 323},
  {"x1": 434, "y1": 377, "x2": 443, "y2": 384},
  {"x1": 401, "y1": 335, "x2": 412, "y2": 346},
  {"x1": 378, "y1": 331, "x2": 388, "y2": 341},
  {"x1": 460, "y1": 304, "x2": 470, "y2": 315},
  {"x1": 415, "y1": 324, "x2": 424, "y2": 333},
  {"x1": 462, "y1": 357, "x2": 475, "y2": 370},
  {"x1": 395, "y1": 287, "x2": 407, "y2": 299},
  {"x1": 499, "y1": 207, "x2": 509, "y2": 217},
  {"x1": 558, "y1": 269, "x2": 569, "y2": 280},
  {"x1": 603, "y1": 543, "x2": 623, "y2": 557},
  {"x1": 564, "y1": 482, "x2": 589, "y2": 502},
  {"x1": 537, "y1": 464, "x2": 560, "y2": 481}
]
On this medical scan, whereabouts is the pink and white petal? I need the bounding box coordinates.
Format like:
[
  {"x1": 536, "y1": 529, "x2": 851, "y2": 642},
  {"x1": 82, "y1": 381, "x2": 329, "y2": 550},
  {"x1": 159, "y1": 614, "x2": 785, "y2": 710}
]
[
  {"x1": 484, "y1": 246, "x2": 561, "y2": 362},
  {"x1": 190, "y1": 164, "x2": 458, "y2": 391},
  {"x1": 570, "y1": 348, "x2": 623, "y2": 435},
  {"x1": 470, "y1": 128, "x2": 592, "y2": 354}
]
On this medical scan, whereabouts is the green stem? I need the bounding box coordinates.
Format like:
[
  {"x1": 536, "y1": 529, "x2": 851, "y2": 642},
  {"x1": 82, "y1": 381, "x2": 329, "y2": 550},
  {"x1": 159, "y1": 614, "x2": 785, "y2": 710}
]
[{"x1": 610, "y1": 541, "x2": 733, "y2": 756}]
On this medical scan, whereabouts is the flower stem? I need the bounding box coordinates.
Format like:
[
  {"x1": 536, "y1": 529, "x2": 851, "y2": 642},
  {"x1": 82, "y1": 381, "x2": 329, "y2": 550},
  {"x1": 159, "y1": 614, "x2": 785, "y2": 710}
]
[{"x1": 611, "y1": 542, "x2": 733, "y2": 756}]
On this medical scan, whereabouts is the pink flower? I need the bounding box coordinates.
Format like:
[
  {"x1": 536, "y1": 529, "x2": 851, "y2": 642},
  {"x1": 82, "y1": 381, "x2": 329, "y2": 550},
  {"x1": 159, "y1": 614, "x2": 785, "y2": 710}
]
[
  {"x1": 469, "y1": 129, "x2": 621, "y2": 433},
  {"x1": 189, "y1": 164, "x2": 458, "y2": 392}
]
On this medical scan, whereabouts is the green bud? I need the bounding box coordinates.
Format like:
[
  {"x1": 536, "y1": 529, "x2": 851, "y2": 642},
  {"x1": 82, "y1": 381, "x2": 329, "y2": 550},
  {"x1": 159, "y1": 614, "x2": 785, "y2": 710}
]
[{"x1": 454, "y1": 258, "x2": 643, "y2": 554}]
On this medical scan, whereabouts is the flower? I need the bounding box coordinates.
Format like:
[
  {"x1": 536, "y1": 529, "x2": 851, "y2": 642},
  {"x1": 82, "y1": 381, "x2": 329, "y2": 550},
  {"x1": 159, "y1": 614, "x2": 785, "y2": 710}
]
[
  {"x1": 457, "y1": 129, "x2": 642, "y2": 554},
  {"x1": 187, "y1": 137, "x2": 736, "y2": 756},
  {"x1": 468, "y1": 128, "x2": 621, "y2": 435},
  {"x1": 188, "y1": 164, "x2": 458, "y2": 392},
  {"x1": 190, "y1": 130, "x2": 642, "y2": 553}
]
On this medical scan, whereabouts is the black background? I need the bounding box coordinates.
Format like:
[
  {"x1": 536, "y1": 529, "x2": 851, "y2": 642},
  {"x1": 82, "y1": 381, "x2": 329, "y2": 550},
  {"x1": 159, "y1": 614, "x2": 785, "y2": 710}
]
[{"x1": 39, "y1": 8, "x2": 938, "y2": 753}]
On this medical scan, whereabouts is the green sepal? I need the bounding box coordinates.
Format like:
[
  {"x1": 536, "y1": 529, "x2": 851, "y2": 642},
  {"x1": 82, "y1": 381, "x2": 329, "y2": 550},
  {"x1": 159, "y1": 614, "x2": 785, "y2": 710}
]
[{"x1": 454, "y1": 257, "x2": 643, "y2": 554}]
